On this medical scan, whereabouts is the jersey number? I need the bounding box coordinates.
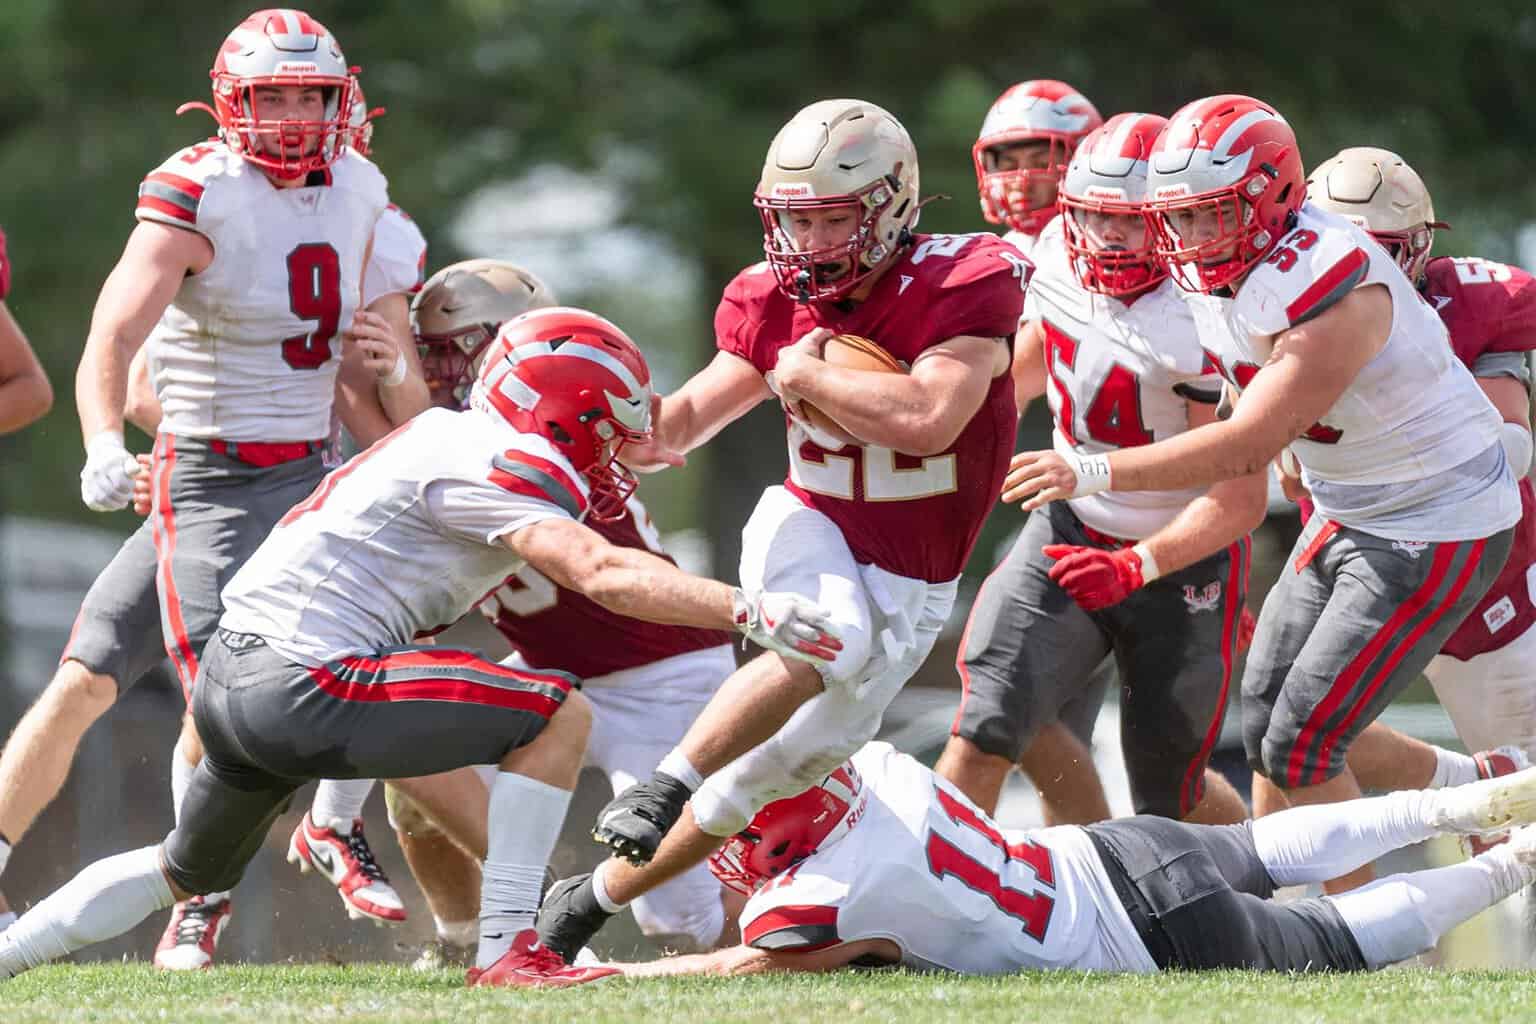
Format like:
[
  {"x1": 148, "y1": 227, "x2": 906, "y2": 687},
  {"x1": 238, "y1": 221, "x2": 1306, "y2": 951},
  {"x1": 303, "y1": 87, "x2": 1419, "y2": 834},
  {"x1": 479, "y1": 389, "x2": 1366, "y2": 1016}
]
[
  {"x1": 281, "y1": 243, "x2": 342, "y2": 371},
  {"x1": 925, "y1": 788, "x2": 1056, "y2": 942},
  {"x1": 482, "y1": 568, "x2": 559, "y2": 618},
  {"x1": 1451, "y1": 257, "x2": 1513, "y2": 286},
  {"x1": 1043, "y1": 323, "x2": 1154, "y2": 447},
  {"x1": 789, "y1": 430, "x2": 957, "y2": 502},
  {"x1": 1265, "y1": 229, "x2": 1319, "y2": 273},
  {"x1": 1201, "y1": 347, "x2": 1343, "y2": 445}
]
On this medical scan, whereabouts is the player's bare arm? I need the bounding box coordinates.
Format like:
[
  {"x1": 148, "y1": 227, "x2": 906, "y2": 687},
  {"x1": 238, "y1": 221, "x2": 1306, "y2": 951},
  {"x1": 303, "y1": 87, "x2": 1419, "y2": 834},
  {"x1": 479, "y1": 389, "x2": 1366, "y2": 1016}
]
[
  {"x1": 774, "y1": 332, "x2": 1008, "y2": 455},
  {"x1": 0, "y1": 302, "x2": 51, "y2": 434},
  {"x1": 77, "y1": 221, "x2": 212, "y2": 443},
  {"x1": 1011, "y1": 317, "x2": 1047, "y2": 417},
  {"x1": 352, "y1": 289, "x2": 430, "y2": 424},
  {"x1": 123, "y1": 344, "x2": 160, "y2": 437},
  {"x1": 504, "y1": 516, "x2": 841, "y2": 663},
  {"x1": 616, "y1": 937, "x2": 895, "y2": 978},
  {"x1": 623, "y1": 350, "x2": 772, "y2": 472},
  {"x1": 1004, "y1": 283, "x2": 1391, "y2": 505}
]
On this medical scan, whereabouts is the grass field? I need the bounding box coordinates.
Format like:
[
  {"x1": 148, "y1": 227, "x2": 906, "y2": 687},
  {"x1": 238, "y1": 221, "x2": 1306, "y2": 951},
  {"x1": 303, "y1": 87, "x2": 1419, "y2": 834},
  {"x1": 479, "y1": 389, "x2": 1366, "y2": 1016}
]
[{"x1": 5, "y1": 964, "x2": 1536, "y2": 1024}]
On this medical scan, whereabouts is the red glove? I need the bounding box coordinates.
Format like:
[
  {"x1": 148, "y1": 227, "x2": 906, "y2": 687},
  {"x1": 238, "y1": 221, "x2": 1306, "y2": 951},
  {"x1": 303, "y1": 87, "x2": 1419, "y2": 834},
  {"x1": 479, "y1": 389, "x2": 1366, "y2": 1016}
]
[{"x1": 1042, "y1": 544, "x2": 1147, "y2": 611}]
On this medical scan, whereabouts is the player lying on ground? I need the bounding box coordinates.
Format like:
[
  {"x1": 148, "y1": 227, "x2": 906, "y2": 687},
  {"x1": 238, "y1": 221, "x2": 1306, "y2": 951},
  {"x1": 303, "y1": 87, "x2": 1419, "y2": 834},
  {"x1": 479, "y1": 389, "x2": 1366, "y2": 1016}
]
[
  {"x1": 0, "y1": 308, "x2": 840, "y2": 989},
  {"x1": 606, "y1": 741, "x2": 1536, "y2": 977}
]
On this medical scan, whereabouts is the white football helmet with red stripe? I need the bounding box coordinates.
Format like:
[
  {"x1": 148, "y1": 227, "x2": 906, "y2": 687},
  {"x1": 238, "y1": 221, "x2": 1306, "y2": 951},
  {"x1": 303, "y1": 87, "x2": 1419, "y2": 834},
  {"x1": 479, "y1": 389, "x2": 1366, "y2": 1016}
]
[
  {"x1": 1145, "y1": 95, "x2": 1305, "y2": 292},
  {"x1": 470, "y1": 307, "x2": 653, "y2": 521},
  {"x1": 180, "y1": 9, "x2": 357, "y2": 180},
  {"x1": 1305, "y1": 147, "x2": 1445, "y2": 284},
  {"x1": 1059, "y1": 112, "x2": 1169, "y2": 296},
  {"x1": 973, "y1": 80, "x2": 1102, "y2": 236},
  {"x1": 708, "y1": 763, "x2": 867, "y2": 895}
]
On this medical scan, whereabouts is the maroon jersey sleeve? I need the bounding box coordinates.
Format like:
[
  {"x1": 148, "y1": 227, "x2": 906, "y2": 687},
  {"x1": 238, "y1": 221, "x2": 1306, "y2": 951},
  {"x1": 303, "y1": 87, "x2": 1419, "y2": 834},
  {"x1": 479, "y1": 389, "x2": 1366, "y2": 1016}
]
[
  {"x1": 1490, "y1": 262, "x2": 1536, "y2": 354},
  {"x1": 921, "y1": 235, "x2": 1030, "y2": 344},
  {"x1": 714, "y1": 265, "x2": 777, "y2": 374},
  {"x1": 1427, "y1": 256, "x2": 1536, "y2": 365}
]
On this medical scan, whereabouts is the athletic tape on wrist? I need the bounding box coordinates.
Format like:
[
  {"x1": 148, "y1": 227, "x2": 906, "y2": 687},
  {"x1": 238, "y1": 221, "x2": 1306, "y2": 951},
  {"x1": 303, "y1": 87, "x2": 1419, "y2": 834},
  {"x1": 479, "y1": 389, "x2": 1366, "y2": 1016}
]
[
  {"x1": 381, "y1": 352, "x2": 408, "y2": 388},
  {"x1": 1131, "y1": 542, "x2": 1161, "y2": 584},
  {"x1": 1070, "y1": 451, "x2": 1112, "y2": 497}
]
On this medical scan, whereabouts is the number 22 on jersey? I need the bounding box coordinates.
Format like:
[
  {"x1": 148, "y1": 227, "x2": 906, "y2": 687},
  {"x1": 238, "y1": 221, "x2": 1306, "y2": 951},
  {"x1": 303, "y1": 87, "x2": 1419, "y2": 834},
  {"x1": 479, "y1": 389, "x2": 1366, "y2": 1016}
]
[{"x1": 788, "y1": 423, "x2": 958, "y2": 502}]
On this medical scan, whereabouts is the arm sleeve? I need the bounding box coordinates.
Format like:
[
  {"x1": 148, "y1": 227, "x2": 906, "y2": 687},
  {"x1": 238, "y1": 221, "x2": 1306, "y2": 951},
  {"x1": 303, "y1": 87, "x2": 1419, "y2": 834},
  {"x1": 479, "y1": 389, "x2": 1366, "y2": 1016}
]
[
  {"x1": 363, "y1": 206, "x2": 428, "y2": 307},
  {"x1": 1472, "y1": 350, "x2": 1532, "y2": 383}
]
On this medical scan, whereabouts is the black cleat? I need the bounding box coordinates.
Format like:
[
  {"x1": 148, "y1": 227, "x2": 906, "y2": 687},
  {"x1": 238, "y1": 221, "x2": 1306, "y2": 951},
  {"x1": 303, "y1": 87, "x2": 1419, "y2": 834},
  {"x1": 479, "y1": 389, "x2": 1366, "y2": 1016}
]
[
  {"x1": 535, "y1": 873, "x2": 614, "y2": 962},
  {"x1": 591, "y1": 771, "x2": 691, "y2": 866}
]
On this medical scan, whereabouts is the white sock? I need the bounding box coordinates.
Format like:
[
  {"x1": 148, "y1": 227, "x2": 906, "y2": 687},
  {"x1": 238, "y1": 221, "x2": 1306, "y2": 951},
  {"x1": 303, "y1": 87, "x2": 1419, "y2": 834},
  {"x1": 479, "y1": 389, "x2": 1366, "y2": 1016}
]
[
  {"x1": 1327, "y1": 850, "x2": 1534, "y2": 969},
  {"x1": 476, "y1": 772, "x2": 571, "y2": 970},
  {"x1": 436, "y1": 916, "x2": 478, "y2": 947},
  {"x1": 656, "y1": 749, "x2": 704, "y2": 792},
  {"x1": 0, "y1": 911, "x2": 14, "y2": 933},
  {"x1": 170, "y1": 748, "x2": 196, "y2": 825},
  {"x1": 0, "y1": 846, "x2": 172, "y2": 978},
  {"x1": 1252, "y1": 789, "x2": 1442, "y2": 886},
  {"x1": 1429, "y1": 747, "x2": 1480, "y2": 789},
  {"x1": 0, "y1": 836, "x2": 11, "y2": 878},
  {"x1": 591, "y1": 859, "x2": 629, "y2": 913},
  {"x1": 311, "y1": 779, "x2": 375, "y2": 828}
]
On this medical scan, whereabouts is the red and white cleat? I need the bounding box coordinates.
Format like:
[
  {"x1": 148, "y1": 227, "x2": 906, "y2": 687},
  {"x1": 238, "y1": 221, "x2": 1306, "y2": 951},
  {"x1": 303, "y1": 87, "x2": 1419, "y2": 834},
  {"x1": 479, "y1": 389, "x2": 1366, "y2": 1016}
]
[
  {"x1": 153, "y1": 894, "x2": 232, "y2": 971},
  {"x1": 287, "y1": 813, "x2": 406, "y2": 924},
  {"x1": 465, "y1": 929, "x2": 619, "y2": 989},
  {"x1": 1468, "y1": 746, "x2": 1535, "y2": 856}
]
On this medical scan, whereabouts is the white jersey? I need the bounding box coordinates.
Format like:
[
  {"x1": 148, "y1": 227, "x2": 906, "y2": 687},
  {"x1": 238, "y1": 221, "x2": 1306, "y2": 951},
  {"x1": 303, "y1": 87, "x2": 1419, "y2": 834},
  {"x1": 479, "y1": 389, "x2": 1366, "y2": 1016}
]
[
  {"x1": 1026, "y1": 247, "x2": 1221, "y2": 539},
  {"x1": 1193, "y1": 203, "x2": 1518, "y2": 540},
  {"x1": 739, "y1": 742, "x2": 1157, "y2": 974},
  {"x1": 136, "y1": 142, "x2": 388, "y2": 443},
  {"x1": 220, "y1": 407, "x2": 589, "y2": 666},
  {"x1": 1002, "y1": 213, "x2": 1063, "y2": 264},
  {"x1": 362, "y1": 204, "x2": 427, "y2": 307}
]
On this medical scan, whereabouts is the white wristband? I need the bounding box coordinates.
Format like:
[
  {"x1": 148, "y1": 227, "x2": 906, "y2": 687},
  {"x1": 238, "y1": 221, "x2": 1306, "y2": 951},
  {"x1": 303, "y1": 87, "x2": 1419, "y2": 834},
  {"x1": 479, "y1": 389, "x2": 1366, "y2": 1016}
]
[
  {"x1": 1131, "y1": 542, "x2": 1161, "y2": 584},
  {"x1": 1069, "y1": 451, "x2": 1113, "y2": 497},
  {"x1": 380, "y1": 351, "x2": 408, "y2": 388}
]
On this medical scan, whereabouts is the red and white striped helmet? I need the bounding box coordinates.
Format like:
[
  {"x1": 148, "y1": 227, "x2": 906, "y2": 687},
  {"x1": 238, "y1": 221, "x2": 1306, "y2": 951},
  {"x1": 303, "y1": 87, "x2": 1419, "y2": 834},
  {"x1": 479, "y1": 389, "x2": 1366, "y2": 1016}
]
[
  {"x1": 708, "y1": 762, "x2": 867, "y2": 895},
  {"x1": 180, "y1": 9, "x2": 357, "y2": 180},
  {"x1": 471, "y1": 307, "x2": 653, "y2": 521},
  {"x1": 1145, "y1": 94, "x2": 1304, "y2": 292},
  {"x1": 1059, "y1": 112, "x2": 1170, "y2": 296},
  {"x1": 347, "y1": 81, "x2": 385, "y2": 157},
  {"x1": 973, "y1": 80, "x2": 1103, "y2": 236}
]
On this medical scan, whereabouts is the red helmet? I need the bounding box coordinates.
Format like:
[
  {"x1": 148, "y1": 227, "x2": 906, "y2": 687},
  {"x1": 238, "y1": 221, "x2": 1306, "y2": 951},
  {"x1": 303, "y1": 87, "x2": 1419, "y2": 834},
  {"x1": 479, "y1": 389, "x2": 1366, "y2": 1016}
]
[
  {"x1": 1059, "y1": 112, "x2": 1170, "y2": 296},
  {"x1": 347, "y1": 81, "x2": 385, "y2": 158},
  {"x1": 707, "y1": 763, "x2": 866, "y2": 895},
  {"x1": 470, "y1": 307, "x2": 653, "y2": 521},
  {"x1": 973, "y1": 80, "x2": 1103, "y2": 237},
  {"x1": 1145, "y1": 95, "x2": 1304, "y2": 293},
  {"x1": 179, "y1": 9, "x2": 357, "y2": 180}
]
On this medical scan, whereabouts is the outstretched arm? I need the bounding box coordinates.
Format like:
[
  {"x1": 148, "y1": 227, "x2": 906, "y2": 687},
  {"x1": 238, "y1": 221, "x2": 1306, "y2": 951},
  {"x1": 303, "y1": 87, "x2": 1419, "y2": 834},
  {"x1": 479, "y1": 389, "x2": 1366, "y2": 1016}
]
[{"x1": 621, "y1": 351, "x2": 772, "y2": 472}]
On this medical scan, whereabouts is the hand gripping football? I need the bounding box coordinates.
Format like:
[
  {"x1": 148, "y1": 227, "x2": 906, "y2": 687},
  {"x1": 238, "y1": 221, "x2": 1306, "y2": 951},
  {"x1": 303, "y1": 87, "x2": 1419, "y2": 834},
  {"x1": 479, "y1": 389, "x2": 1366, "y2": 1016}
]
[{"x1": 800, "y1": 334, "x2": 905, "y2": 448}]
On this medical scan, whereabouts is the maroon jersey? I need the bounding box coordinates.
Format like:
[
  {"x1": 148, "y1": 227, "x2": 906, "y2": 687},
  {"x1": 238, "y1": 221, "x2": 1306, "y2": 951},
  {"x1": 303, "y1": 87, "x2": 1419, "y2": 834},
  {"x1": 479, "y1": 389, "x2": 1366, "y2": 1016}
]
[
  {"x1": 1425, "y1": 256, "x2": 1536, "y2": 659},
  {"x1": 479, "y1": 498, "x2": 733, "y2": 677},
  {"x1": 716, "y1": 233, "x2": 1028, "y2": 582}
]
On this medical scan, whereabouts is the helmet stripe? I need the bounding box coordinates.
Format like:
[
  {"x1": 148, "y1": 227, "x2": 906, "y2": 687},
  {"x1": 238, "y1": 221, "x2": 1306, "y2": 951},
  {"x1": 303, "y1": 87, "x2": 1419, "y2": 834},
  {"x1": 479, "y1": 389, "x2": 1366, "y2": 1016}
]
[
  {"x1": 504, "y1": 340, "x2": 644, "y2": 397},
  {"x1": 1211, "y1": 108, "x2": 1280, "y2": 163}
]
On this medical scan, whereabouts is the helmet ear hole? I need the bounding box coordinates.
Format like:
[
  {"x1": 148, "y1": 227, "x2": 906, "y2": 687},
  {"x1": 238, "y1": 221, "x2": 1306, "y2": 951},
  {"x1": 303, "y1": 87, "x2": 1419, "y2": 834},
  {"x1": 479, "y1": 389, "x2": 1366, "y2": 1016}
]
[
  {"x1": 770, "y1": 840, "x2": 791, "y2": 858},
  {"x1": 546, "y1": 422, "x2": 573, "y2": 445}
]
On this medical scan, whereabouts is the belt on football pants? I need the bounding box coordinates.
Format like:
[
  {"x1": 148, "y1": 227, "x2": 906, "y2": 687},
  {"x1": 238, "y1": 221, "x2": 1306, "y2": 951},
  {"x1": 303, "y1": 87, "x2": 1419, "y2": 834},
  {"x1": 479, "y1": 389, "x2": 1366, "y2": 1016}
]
[
  {"x1": 208, "y1": 438, "x2": 326, "y2": 468},
  {"x1": 1067, "y1": 508, "x2": 1137, "y2": 550},
  {"x1": 1086, "y1": 829, "x2": 1177, "y2": 969}
]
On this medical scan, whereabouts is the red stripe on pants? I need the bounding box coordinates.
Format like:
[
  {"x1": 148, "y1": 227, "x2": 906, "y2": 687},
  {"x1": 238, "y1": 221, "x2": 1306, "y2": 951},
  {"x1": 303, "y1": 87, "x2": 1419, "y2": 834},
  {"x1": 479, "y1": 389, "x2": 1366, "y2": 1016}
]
[
  {"x1": 307, "y1": 651, "x2": 570, "y2": 718},
  {"x1": 151, "y1": 434, "x2": 200, "y2": 700},
  {"x1": 1179, "y1": 536, "x2": 1250, "y2": 815}
]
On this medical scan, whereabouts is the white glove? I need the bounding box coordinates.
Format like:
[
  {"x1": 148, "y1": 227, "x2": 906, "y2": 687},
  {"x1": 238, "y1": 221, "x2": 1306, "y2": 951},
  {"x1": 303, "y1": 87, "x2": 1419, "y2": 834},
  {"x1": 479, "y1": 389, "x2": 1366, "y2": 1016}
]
[
  {"x1": 732, "y1": 588, "x2": 844, "y2": 665},
  {"x1": 80, "y1": 431, "x2": 140, "y2": 512}
]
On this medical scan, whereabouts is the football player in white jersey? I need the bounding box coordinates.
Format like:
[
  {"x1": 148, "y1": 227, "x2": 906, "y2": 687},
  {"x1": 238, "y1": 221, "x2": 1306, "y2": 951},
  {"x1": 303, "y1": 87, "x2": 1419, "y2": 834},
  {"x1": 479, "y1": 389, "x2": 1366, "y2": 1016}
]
[
  {"x1": 972, "y1": 79, "x2": 1102, "y2": 261},
  {"x1": 0, "y1": 307, "x2": 841, "y2": 989},
  {"x1": 38, "y1": 8, "x2": 431, "y2": 968},
  {"x1": 1005, "y1": 95, "x2": 1520, "y2": 892},
  {"x1": 606, "y1": 741, "x2": 1536, "y2": 978},
  {"x1": 940, "y1": 113, "x2": 1262, "y2": 828}
]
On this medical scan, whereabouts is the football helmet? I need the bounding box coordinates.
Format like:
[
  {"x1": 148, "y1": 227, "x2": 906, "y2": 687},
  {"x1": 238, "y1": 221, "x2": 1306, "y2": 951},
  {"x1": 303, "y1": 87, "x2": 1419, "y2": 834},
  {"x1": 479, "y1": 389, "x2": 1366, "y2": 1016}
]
[
  {"x1": 755, "y1": 99, "x2": 920, "y2": 304},
  {"x1": 414, "y1": 259, "x2": 557, "y2": 407},
  {"x1": 973, "y1": 80, "x2": 1103, "y2": 236},
  {"x1": 1059, "y1": 112, "x2": 1169, "y2": 296},
  {"x1": 1305, "y1": 147, "x2": 1445, "y2": 284},
  {"x1": 1145, "y1": 94, "x2": 1305, "y2": 292},
  {"x1": 707, "y1": 763, "x2": 866, "y2": 896},
  {"x1": 470, "y1": 307, "x2": 652, "y2": 521},
  {"x1": 346, "y1": 81, "x2": 385, "y2": 157},
  {"x1": 178, "y1": 9, "x2": 357, "y2": 180}
]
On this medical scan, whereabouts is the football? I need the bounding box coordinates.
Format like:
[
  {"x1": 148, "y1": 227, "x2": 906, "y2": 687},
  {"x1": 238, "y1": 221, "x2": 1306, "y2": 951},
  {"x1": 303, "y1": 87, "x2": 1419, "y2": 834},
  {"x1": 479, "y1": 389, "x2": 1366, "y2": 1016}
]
[{"x1": 799, "y1": 334, "x2": 905, "y2": 447}]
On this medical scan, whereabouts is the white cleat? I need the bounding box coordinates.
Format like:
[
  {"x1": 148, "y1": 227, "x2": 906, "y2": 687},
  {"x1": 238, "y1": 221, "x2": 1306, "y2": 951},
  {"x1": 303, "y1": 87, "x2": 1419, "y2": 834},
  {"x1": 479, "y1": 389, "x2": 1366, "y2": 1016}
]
[{"x1": 1434, "y1": 765, "x2": 1536, "y2": 836}]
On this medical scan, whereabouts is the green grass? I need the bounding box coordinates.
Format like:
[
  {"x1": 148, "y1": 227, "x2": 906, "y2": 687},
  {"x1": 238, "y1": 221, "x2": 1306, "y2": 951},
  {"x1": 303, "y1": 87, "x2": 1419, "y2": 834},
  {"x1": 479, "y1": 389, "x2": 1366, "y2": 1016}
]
[{"x1": 4, "y1": 964, "x2": 1536, "y2": 1024}]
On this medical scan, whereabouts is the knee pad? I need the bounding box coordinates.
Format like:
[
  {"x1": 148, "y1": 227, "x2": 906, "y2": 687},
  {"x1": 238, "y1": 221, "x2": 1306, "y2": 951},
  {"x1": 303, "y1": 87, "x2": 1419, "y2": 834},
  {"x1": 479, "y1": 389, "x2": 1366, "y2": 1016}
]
[{"x1": 384, "y1": 783, "x2": 443, "y2": 838}]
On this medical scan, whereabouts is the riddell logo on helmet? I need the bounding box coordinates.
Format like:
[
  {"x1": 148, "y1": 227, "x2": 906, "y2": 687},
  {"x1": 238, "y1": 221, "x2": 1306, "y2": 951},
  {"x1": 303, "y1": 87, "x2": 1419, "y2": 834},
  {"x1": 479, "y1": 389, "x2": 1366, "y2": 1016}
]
[
  {"x1": 770, "y1": 183, "x2": 815, "y2": 198},
  {"x1": 1084, "y1": 186, "x2": 1128, "y2": 201},
  {"x1": 1153, "y1": 183, "x2": 1193, "y2": 199},
  {"x1": 274, "y1": 61, "x2": 320, "y2": 74}
]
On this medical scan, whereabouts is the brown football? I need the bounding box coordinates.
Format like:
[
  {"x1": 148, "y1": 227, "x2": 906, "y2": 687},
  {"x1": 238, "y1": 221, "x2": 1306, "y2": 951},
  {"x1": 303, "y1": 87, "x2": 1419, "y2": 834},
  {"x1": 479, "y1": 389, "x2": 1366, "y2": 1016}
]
[{"x1": 799, "y1": 334, "x2": 906, "y2": 447}]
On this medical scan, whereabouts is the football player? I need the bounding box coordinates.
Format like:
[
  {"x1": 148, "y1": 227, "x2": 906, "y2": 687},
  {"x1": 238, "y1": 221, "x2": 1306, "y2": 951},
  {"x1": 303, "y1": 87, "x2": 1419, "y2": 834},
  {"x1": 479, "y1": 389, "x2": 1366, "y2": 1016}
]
[
  {"x1": 534, "y1": 98, "x2": 1028, "y2": 963},
  {"x1": 1005, "y1": 95, "x2": 1521, "y2": 891},
  {"x1": 609, "y1": 741, "x2": 1536, "y2": 977},
  {"x1": 0, "y1": 225, "x2": 53, "y2": 435},
  {"x1": 0, "y1": 8, "x2": 430, "y2": 964},
  {"x1": 973, "y1": 79, "x2": 1102, "y2": 260},
  {"x1": 939, "y1": 113, "x2": 1260, "y2": 827},
  {"x1": 355, "y1": 261, "x2": 739, "y2": 967},
  {"x1": 0, "y1": 307, "x2": 840, "y2": 988}
]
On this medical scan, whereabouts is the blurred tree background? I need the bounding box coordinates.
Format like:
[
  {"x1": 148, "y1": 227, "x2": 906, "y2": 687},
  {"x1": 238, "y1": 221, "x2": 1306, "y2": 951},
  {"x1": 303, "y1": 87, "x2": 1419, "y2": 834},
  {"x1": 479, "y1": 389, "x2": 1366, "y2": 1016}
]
[{"x1": 2, "y1": 0, "x2": 1534, "y2": 579}]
